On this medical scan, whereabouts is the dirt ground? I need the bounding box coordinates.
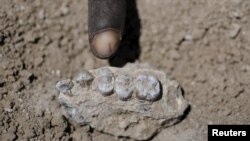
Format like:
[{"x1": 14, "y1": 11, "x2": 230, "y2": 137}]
[{"x1": 0, "y1": 0, "x2": 250, "y2": 140}]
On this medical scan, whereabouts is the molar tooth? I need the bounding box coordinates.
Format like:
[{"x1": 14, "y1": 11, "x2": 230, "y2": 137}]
[
  {"x1": 96, "y1": 67, "x2": 114, "y2": 96},
  {"x1": 75, "y1": 70, "x2": 94, "y2": 88},
  {"x1": 135, "y1": 74, "x2": 161, "y2": 101},
  {"x1": 115, "y1": 74, "x2": 133, "y2": 101},
  {"x1": 56, "y1": 79, "x2": 74, "y2": 95}
]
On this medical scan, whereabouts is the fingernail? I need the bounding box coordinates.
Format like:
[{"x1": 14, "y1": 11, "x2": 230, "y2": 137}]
[{"x1": 90, "y1": 30, "x2": 121, "y2": 59}]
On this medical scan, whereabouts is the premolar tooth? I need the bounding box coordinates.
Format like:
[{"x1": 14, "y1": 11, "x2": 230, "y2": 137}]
[
  {"x1": 75, "y1": 70, "x2": 94, "y2": 88},
  {"x1": 135, "y1": 74, "x2": 161, "y2": 101},
  {"x1": 96, "y1": 67, "x2": 114, "y2": 96},
  {"x1": 56, "y1": 79, "x2": 74, "y2": 95},
  {"x1": 115, "y1": 74, "x2": 133, "y2": 101}
]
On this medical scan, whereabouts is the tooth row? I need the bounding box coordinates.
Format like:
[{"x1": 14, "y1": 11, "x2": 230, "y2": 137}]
[{"x1": 56, "y1": 68, "x2": 161, "y2": 101}]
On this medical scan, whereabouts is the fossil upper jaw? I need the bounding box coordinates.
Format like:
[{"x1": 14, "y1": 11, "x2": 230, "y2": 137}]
[{"x1": 55, "y1": 66, "x2": 189, "y2": 140}]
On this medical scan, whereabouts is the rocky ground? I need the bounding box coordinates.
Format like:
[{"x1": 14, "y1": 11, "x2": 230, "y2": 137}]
[{"x1": 0, "y1": 0, "x2": 250, "y2": 140}]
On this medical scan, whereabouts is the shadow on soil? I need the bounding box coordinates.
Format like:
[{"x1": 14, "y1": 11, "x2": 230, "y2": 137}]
[{"x1": 109, "y1": 0, "x2": 141, "y2": 67}]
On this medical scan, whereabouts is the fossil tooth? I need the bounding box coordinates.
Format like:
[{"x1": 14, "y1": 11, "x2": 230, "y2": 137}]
[
  {"x1": 135, "y1": 74, "x2": 161, "y2": 101},
  {"x1": 75, "y1": 70, "x2": 94, "y2": 88},
  {"x1": 115, "y1": 74, "x2": 133, "y2": 101},
  {"x1": 56, "y1": 79, "x2": 74, "y2": 95},
  {"x1": 96, "y1": 67, "x2": 114, "y2": 96}
]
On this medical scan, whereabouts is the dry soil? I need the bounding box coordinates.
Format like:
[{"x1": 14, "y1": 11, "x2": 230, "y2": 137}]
[{"x1": 0, "y1": 0, "x2": 250, "y2": 140}]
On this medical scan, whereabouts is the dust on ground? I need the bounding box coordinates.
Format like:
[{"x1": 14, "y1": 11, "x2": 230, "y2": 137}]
[{"x1": 0, "y1": 0, "x2": 250, "y2": 140}]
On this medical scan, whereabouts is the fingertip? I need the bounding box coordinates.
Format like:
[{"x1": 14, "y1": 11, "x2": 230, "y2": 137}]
[{"x1": 90, "y1": 30, "x2": 121, "y2": 59}]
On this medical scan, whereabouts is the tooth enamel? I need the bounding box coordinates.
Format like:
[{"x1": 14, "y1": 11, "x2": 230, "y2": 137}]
[
  {"x1": 115, "y1": 74, "x2": 133, "y2": 101},
  {"x1": 135, "y1": 74, "x2": 161, "y2": 101},
  {"x1": 56, "y1": 79, "x2": 74, "y2": 95},
  {"x1": 96, "y1": 67, "x2": 114, "y2": 96},
  {"x1": 75, "y1": 70, "x2": 94, "y2": 88}
]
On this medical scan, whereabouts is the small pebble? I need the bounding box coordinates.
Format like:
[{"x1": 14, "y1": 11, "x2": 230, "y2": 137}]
[{"x1": 228, "y1": 24, "x2": 241, "y2": 39}]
